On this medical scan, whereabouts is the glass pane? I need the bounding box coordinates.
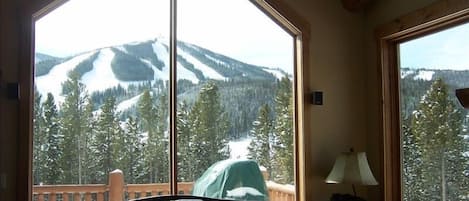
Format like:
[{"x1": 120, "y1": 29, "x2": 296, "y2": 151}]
[
  {"x1": 176, "y1": 0, "x2": 295, "y2": 200},
  {"x1": 33, "y1": 0, "x2": 170, "y2": 198},
  {"x1": 399, "y1": 22, "x2": 469, "y2": 201}
]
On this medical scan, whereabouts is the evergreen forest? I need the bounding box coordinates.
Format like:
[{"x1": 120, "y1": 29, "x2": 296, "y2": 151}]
[
  {"x1": 401, "y1": 68, "x2": 469, "y2": 201},
  {"x1": 33, "y1": 74, "x2": 295, "y2": 186}
]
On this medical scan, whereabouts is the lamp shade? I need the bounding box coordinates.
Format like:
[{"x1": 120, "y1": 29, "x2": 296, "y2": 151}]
[{"x1": 325, "y1": 152, "x2": 378, "y2": 185}]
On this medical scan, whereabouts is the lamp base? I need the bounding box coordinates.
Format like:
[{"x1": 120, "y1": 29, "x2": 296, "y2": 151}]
[{"x1": 330, "y1": 193, "x2": 366, "y2": 201}]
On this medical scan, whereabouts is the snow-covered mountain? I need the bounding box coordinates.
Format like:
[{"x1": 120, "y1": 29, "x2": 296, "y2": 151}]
[
  {"x1": 401, "y1": 68, "x2": 435, "y2": 81},
  {"x1": 35, "y1": 38, "x2": 288, "y2": 103},
  {"x1": 400, "y1": 68, "x2": 469, "y2": 87},
  {"x1": 35, "y1": 52, "x2": 59, "y2": 63}
]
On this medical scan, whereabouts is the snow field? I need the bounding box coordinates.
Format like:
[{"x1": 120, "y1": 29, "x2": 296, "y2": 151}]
[
  {"x1": 228, "y1": 137, "x2": 251, "y2": 159},
  {"x1": 81, "y1": 48, "x2": 123, "y2": 92},
  {"x1": 36, "y1": 51, "x2": 96, "y2": 103},
  {"x1": 177, "y1": 47, "x2": 226, "y2": 80},
  {"x1": 151, "y1": 42, "x2": 200, "y2": 83},
  {"x1": 262, "y1": 68, "x2": 286, "y2": 79},
  {"x1": 414, "y1": 70, "x2": 435, "y2": 81}
]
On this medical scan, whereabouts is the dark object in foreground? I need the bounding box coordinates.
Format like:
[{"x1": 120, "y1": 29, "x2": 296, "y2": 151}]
[
  {"x1": 130, "y1": 195, "x2": 234, "y2": 201},
  {"x1": 330, "y1": 193, "x2": 366, "y2": 201},
  {"x1": 456, "y1": 88, "x2": 469, "y2": 109}
]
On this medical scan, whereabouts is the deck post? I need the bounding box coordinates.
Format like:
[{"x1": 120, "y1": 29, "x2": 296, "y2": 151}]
[
  {"x1": 261, "y1": 168, "x2": 269, "y2": 181},
  {"x1": 109, "y1": 169, "x2": 124, "y2": 201}
]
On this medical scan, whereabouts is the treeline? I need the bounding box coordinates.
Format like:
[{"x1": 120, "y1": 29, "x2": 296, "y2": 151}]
[
  {"x1": 247, "y1": 77, "x2": 294, "y2": 184},
  {"x1": 111, "y1": 48, "x2": 154, "y2": 81},
  {"x1": 33, "y1": 74, "x2": 294, "y2": 185},
  {"x1": 401, "y1": 78, "x2": 469, "y2": 201},
  {"x1": 178, "y1": 42, "x2": 276, "y2": 80}
]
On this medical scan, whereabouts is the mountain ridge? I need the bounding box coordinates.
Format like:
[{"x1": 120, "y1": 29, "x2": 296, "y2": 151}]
[{"x1": 35, "y1": 38, "x2": 288, "y2": 103}]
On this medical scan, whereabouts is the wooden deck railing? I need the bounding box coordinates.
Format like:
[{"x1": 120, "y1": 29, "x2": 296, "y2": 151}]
[
  {"x1": 33, "y1": 184, "x2": 107, "y2": 201},
  {"x1": 126, "y1": 182, "x2": 193, "y2": 199},
  {"x1": 33, "y1": 170, "x2": 295, "y2": 201},
  {"x1": 266, "y1": 181, "x2": 295, "y2": 201}
]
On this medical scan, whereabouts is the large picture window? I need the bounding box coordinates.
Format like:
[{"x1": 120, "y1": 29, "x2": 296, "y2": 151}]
[
  {"x1": 378, "y1": 2, "x2": 469, "y2": 201},
  {"x1": 31, "y1": 0, "x2": 304, "y2": 200},
  {"x1": 399, "y1": 22, "x2": 469, "y2": 201}
]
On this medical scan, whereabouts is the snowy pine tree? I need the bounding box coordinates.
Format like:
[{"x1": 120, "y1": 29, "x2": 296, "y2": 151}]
[
  {"x1": 272, "y1": 76, "x2": 294, "y2": 184},
  {"x1": 402, "y1": 121, "x2": 424, "y2": 201},
  {"x1": 154, "y1": 89, "x2": 169, "y2": 183},
  {"x1": 42, "y1": 93, "x2": 63, "y2": 184},
  {"x1": 59, "y1": 72, "x2": 90, "y2": 184},
  {"x1": 189, "y1": 82, "x2": 230, "y2": 178},
  {"x1": 33, "y1": 87, "x2": 45, "y2": 184},
  {"x1": 92, "y1": 97, "x2": 122, "y2": 183},
  {"x1": 411, "y1": 79, "x2": 469, "y2": 200},
  {"x1": 80, "y1": 98, "x2": 96, "y2": 184},
  {"x1": 138, "y1": 89, "x2": 168, "y2": 183},
  {"x1": 248, "y1": 104, "x2": 273, "y2": 176},
  {"x1": 122, "y1": 117, "x2": 145, "y2": 183},
  {"x1": 177, "y1": 101, "x2": 195, "y2": 181}
]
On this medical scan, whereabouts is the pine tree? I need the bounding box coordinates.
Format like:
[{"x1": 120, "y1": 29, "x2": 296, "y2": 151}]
[
  {"x1": 92, "y1": 97, "x2": 122, "y2": 183},
  {"x1": 138, "y1": 89, "x2": 168, "y2": 183},
  {"x1": 80, "y1": 98, "x2": 96, "y2": 184},
  {"x1": 272, "y1": 76, "x2": 294, "y2": 184},
  {"x1": 411, "y1": 79, "x2": 469, "y2": 200},
  {"x1": 248, "y1": 104, "x2": 273, "y2": 177},
  {"x1": 189, "y1": 82, "x2": 230, "y2": 178},
  {"x1": 154, "y1": 89, "x2": 169, "y2": 183},
  {"x1": 42, "y1": 93, "x2": 63, "y2": 184},
  {"x1": 111, "y1": 116, "x2": 125, "y2": 179},
  {"x1": 177, "y1": 101, "x2": 195, "y2": 181},
  {"x1": 139, "y1": 89, "x2": 155, "y2": 183},
  {"x1": 59, "y1": 72, "x2": 90, "y2": 184},
  {"x1": 402, "y1": 120, "x2": 424, "y2": 201},
  {"x1": 122, "y1": 117, "x2": 145, "y2": 183},
  {"x1": 33, "y1": 87, "x2": 45, "y2": 184}
]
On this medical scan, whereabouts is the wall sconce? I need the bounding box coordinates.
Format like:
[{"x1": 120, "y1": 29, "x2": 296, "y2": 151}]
[{"x1": 325, "y1": 149, "x2": 377, "y2": 201}]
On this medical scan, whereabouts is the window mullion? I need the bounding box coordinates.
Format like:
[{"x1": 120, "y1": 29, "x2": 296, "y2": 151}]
[{"x1": 169, "y1": 0, "x2": 178, "y2": 194}]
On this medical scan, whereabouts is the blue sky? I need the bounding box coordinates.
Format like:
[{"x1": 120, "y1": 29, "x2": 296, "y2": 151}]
[
  {"x1": 35, "y1": 0, "x2": 293, "y2": 73},
  {"x1": 399, "y1": 22, "x2": 469, "y2": 70}
]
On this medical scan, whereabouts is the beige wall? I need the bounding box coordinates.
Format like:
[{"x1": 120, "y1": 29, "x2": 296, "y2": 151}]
[
  {"x1": 283, "y1": 0, "x2": 368, "y2": 200},
  {"x1": 0, "y1": 0, "x2": 442, "y2": 200}
]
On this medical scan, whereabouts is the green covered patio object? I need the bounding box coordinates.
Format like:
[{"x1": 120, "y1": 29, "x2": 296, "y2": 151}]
[{"x1": 192, "y1": 159, "x2": 269, "y2": 201}]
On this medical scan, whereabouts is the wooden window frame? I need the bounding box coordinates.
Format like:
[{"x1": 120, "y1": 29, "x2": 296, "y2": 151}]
[
  {"x1": 17, "y1": 0, "x2": 310, "y2": 200},
  {"x1": 376, "y1": 1, "x2": 469, "y2": 201}
]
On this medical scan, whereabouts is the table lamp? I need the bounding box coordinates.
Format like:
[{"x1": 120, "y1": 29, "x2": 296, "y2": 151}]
[{"x1": 325, "y1": 149, "x2": 378, "y2": 201}]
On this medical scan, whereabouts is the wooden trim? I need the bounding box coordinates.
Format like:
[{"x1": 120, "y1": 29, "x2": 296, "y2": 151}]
[
  {"x1": 379, "y1": 38, "x2": 401, "y2": 201},
  {"x1": 17, "y1": 1, "x2": 65, "y2": 200},
  {"x1": 169, "y1": 0, "x2": 178, "y2": 195},
  {"x1": 17, "y1": 3, "x2": 34, "y2": 201},
  {"x1": 32, "y1": 0, "x2": 68, "y2": 20},
  {"x1": 252, "y1": 1, "x2": 310, "y2": 201},
  {"x1": 376, "y1": 0, "x2": 469, "y2": 39},
  {"x1": 256, "y1": 0, "x2": 310, "y2": 37},
  {"x1": 294, "y1": 35, "x2": 308, "y2": 201},
  {"x1": 376, "y1": 1, "x2": 469, "y2": 201}
]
